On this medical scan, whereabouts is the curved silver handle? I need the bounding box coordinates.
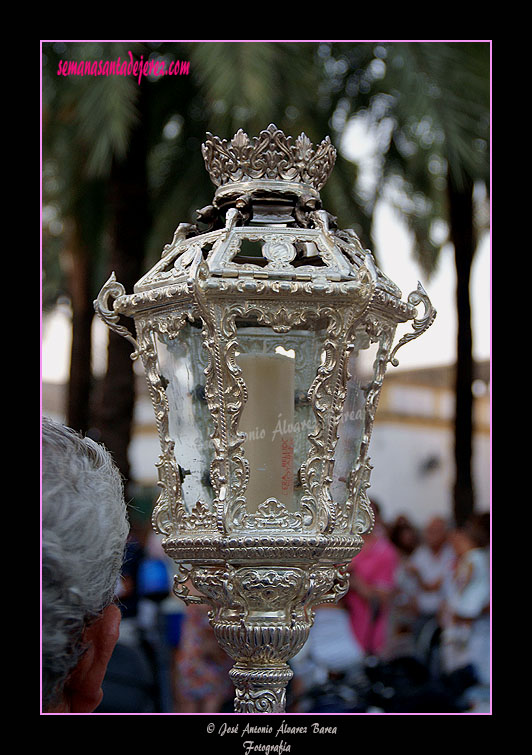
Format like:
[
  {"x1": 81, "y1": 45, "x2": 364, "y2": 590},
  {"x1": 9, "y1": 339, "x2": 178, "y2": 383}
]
[
  {"x1": 93, "y1": 273, "x2": 139, "y2": 358},
  {"x1": 389, "y1": 282, "x2": 437, "y2": 367}
]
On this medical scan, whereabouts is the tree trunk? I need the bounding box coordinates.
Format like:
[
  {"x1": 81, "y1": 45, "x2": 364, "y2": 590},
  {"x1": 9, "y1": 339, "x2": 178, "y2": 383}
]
[
  {"x1": 65, "y1": 219, "x2": 93, "y2": 435},
  {"x1": 65, "y1": 175, "x2": 107, "y2": 435},
  {"x1": 96, "y1": 91, "x2": 151, "y2": 493},
  {"x1": 448, "y1": 172, "x2": 476, "y2": 527}
]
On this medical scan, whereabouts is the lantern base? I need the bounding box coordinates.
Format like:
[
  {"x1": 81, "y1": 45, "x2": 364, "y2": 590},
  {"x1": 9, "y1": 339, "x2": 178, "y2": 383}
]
[{"x1": 173, "y1": 557, "x2": 356, "y2": 713}]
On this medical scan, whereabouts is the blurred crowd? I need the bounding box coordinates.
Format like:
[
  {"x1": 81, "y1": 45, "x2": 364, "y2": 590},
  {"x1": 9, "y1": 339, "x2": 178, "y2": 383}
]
[
  {"x1": 288, "y1": 502, "x2": 490, "y2": 713},
  {"x1": 95, "y1": 502, "x2": 490, "y2": 715}
]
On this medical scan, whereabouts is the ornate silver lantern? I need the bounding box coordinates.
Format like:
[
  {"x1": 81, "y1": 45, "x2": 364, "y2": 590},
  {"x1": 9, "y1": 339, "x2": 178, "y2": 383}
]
[{"x1": 94, "y1": 124, "x2": 435, "y2": 713}]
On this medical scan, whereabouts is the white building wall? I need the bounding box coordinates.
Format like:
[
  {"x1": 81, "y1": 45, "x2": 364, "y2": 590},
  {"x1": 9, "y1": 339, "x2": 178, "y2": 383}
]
[
  {"x1": 129, "y1": 431, "x2": 160, "y2": 486},
  {"x1": 366, "y1": 421, "x2": 489, "y2": 528}
]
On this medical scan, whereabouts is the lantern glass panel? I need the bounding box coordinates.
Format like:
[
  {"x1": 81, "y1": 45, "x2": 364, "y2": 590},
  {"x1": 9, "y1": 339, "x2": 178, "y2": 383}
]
[
  {"x1": 331, "y1": 335, "x2": 385, "y2": 507},
  {"x1": 156, "y1": 320, "x2": 214, "y2": 512}
]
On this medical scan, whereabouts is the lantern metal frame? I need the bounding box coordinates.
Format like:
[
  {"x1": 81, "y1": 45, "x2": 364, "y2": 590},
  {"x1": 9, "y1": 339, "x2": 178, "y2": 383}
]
[{"x1": 94, "y1": 124, "x2": 436, "y2": 713}]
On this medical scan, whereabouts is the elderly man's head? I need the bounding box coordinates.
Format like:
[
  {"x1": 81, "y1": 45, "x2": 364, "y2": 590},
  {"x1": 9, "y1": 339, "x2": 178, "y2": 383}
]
[{"x1": 42, "y1": 418, "x2": 129, "y2": 712}]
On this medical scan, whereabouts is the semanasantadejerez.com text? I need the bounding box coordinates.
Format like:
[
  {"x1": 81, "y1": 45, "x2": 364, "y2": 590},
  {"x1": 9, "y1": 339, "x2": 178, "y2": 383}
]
[{"x1": 56, "y1": 51, "x2": 190, "y2": 84}]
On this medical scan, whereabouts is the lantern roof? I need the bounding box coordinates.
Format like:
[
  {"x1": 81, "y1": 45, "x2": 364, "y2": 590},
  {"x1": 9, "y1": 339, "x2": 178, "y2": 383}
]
[{"x1": 110, "y1": 125, "x2": 421, "y2": 328}]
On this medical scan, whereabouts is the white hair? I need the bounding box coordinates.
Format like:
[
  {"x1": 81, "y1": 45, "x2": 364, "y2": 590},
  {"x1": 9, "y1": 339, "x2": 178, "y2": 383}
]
[{"x1": 41, "y1": 417, "x2": 130, "y2": 710}]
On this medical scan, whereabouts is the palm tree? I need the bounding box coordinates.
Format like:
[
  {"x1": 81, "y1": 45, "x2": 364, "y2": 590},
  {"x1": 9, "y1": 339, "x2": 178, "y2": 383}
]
[
  {"x1": 322, "y1": 41, "x2": 490, "y2": 525},
  {"x1": 43, "y1": 41, "x2": 146, "y2": 488},
  {"x1": 42, "y1": 41, "x2": 127, "y2": 433}
]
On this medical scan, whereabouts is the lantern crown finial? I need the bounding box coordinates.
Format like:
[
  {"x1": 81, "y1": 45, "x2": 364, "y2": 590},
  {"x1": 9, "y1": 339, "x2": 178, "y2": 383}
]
[{"x1": 201, "y1": 123, "x2": 337, "y2": 192}]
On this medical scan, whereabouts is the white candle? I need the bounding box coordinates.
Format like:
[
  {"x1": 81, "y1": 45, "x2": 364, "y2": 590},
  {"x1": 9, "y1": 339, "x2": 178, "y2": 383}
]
[{"x1": 237, "y1": 352, "x2": 295, "y2": 512}]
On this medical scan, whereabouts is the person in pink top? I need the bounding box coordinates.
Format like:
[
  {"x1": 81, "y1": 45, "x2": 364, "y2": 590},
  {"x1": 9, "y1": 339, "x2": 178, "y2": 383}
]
[{"x1": 344, "y1": 500, "x2": 400, "y2": 656}]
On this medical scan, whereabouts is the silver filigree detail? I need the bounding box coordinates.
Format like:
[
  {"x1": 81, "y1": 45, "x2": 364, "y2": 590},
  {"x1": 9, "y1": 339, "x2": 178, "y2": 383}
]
[
  {"x1": 172, "y1": 563, "x2": 205, "y2": 605},
  {"x1": 232, "y1": 498, "x2": 304, "y2": 530},
  {"x1": 175, "y1": 500, "x2": 217, "y2": 531},
  {"x1": 262, "y1": 236, "x2": 297, "y2": 268}
]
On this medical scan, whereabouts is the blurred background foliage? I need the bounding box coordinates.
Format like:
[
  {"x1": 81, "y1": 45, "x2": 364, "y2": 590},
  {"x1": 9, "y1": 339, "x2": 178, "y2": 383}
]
[{"x1": 41, "y1": 40, "x2": 490, "y2": 524}]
